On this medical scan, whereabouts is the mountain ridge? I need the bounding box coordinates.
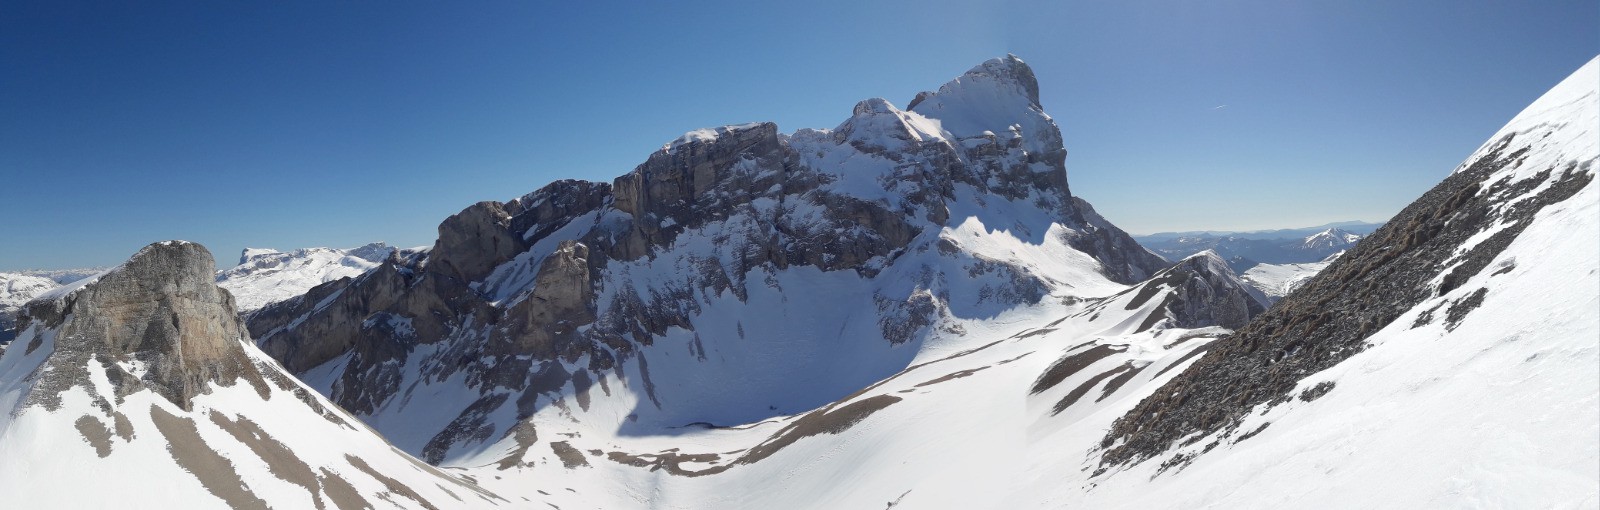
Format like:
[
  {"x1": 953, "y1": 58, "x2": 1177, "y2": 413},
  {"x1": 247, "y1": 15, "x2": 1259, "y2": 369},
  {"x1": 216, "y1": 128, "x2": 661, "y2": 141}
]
[{"x1": 245, "y1": 55, "x2": 1171, "y2": 466}]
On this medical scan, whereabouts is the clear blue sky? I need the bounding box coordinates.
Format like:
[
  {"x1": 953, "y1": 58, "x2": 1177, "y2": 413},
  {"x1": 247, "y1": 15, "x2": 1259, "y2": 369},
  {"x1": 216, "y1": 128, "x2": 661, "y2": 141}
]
[{"x1": 2, "y1": 1, "x2": 1595, "y2": 271}]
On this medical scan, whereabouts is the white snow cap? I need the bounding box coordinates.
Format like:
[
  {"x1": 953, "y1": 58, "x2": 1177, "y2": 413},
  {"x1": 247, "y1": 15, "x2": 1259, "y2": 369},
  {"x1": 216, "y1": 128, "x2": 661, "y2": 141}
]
[
  {"x1": 907, "y1": 54, "x2": 1061, "y2": 157},
  {"x1": 663, "y1": 122, "x2": 768, "y2": 154}
]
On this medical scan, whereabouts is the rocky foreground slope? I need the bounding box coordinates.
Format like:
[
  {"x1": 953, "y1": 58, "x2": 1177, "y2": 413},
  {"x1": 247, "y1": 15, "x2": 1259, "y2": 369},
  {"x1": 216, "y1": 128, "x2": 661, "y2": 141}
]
[
  {"x1": 1051, "y1": 55, "x2": 1598, "y2": 507},
  {"x1": 0, "y1": 242, "x2": 502, "y2": 509}
]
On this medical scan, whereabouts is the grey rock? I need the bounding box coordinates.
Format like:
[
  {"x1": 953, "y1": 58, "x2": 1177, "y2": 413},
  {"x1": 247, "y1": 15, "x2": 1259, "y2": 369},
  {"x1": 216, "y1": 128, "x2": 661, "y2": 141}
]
[
  {"x1": 21, "y1": 241, "x2": 268, "y2": 410},
  {"x1": 1100, "y1": 133, "x2": 1595, "y2": 469},
  {"x1": 245, "y1": 55, "x2": 1176, "y2": 461},
  {"x1": 1065, "y1": 197, "x2": 1169, "y2": 285},
  {"x1": 428, "y1": 201, "x2": 527, "y2": 283},
  {"x1": 494, "y1": 241, "x2": 597, "y2": 357},
  {"x1": 1136, "y1": 251, "x2": 1266, "y2": 331}
]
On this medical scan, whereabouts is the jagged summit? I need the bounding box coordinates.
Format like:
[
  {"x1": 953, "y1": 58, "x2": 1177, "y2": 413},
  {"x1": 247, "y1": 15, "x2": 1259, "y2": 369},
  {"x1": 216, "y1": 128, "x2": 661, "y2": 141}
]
[
  {"x1": 247, "y1": 55, "x2": 1168, "y2": 468},
  {"x1": 907, "y1": 54, "x2": 1060, "y2": 161},
  {"x1": 1075, "y1": 249, "x2": 1265, "y2": 334}
]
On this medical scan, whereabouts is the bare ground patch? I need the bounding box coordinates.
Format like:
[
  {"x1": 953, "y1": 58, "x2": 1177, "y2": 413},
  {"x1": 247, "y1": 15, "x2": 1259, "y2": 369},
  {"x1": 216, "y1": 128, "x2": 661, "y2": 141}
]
[
  {"x1": 149, "y1": 405, "x2": 270, "y2": 510},
  {"x1": 74, "y1": 415, "x2": 114, "y2": 457}
]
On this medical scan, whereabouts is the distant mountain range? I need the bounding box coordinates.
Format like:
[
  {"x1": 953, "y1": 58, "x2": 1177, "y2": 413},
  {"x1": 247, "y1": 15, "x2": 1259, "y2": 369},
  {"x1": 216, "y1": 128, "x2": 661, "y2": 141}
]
[
  {"x1": 1136, "y1": 224, "x2": 1378, "y2": 272},
  {"x1": 1136, "y1": 220, "x2": 1384, "y2": 242}
]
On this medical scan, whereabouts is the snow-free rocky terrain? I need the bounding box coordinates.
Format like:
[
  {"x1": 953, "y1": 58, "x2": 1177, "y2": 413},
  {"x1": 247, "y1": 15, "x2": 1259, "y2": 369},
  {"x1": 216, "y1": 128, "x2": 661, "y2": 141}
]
[{"x1": 3, "y1": 54, "x2": 1596, "y2": 509}]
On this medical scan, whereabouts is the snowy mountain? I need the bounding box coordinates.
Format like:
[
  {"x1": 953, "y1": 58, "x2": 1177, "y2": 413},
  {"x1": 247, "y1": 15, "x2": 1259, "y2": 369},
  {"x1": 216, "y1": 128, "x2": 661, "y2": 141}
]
[
  {"x1": 4, "y1": 53, "x2": 1593, "y2": 509},
  {"x1": 245, "y1": 55, "x2": 1174, "y2": 468},
  {"x1": 0, "y1": 272, "x2": 61, "y2": 344},
  {"x1": 2, "y1": 243, "x2": 396, "y2": 343},
  {"x1": 12, "y1": 267, "x2": 111, "y2": 285},
  {"x1": 0, "y1": 241, "x2": 505, "y2": 508},
  {"x1": 1082, "y1": 55, "x2": 1598, "y2": 506},
  {"x1": 1238, "y1": 250, "x2": 1344, "y2": 305},
  {"x1": 1137, "y1": 224, "x2": 1368, "y2": 268},
  {"x1": 1137, "y1": 220, "x2": 1383, "y2": 242},
  {"x1": 216, "y1": 243, "x2": 397, "y2": 314},
  {"x1": 1299, "y1": 227, "x2": 1361, "y2": 251},
  {"x1": 449, "y1": 54, "x2": 1597, "y2": 510}
]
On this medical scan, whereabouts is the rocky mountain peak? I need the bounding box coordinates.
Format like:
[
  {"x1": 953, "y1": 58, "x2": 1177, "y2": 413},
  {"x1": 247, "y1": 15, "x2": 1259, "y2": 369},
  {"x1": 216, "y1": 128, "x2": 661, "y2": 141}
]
[
  {"x1": 1302, "y1": 228, "x2": 1359, "y2": 250},
  {"x1": 19, "y1": 241, "x2": 266, "y2": 410},
  {"x1": 969, "y1": 54, "x2": 1042, "y2": 107},
  {"x1": 835, "y1": 97, "x2": 947, "y2": 152},
  {"x1": 428, "y1": 200, "x2": 527, "y2": 283},
  {"x1": 247, "y1": 56, "x2": 1172, "y2": 462},
  {"x1": 1128, "y1": 249, "x2": 1265, "y2": 331},
  {"x1": 909, "y1": 54, "x2": 1041, "y2": 110}
]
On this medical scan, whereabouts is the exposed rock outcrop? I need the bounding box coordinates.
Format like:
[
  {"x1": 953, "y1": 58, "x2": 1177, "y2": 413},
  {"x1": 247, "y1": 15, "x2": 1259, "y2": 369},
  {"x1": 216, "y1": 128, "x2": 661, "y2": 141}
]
[
  {"x1": 1100, "y1": 75, "x2": 1598, "y2": 469},
  {"x1": 1065, "y1": 197, "x2": 1169, "y2": 284},
  {"x1": 20, "y1": 241, "x2": 267, "y2": 410},
  {"x1": 1135, "y1": 251, "x2": 1266, "y2": 331},
  {"x1": 429, "y1": 201, "x2": 528, "y2": 284},
  {"x1": 495, "y1": 241, "x2": 596, "y2": 357}
]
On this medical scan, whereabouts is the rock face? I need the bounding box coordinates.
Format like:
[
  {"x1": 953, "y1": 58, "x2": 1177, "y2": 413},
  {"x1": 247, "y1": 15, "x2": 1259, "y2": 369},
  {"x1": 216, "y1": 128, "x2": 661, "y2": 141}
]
[
  {"x1": 1144, "y1": 251, "x2": 1266, "y2": 331},
  {"x1": 429, "y1": 201, "x2": 528, "y2": 284},
  {"x1": 1099, "y1": 57, "x2": 1598, "y2": 469},
  {"x1": 248, "y1": 55, "x2": 1170, "y2": 463},
  {"x1": 1065, "y1": 197, "x2": 1170, "y2": 285},
  {"x1": 1071, "y1": 250, "x2": 1265, "y2": 334},
  {"x1": 495, "y1": 240, "x2": 595, "y2": 357},
  {"x1": 20, "y1": 241, "x2": 266, "y2": 410}
]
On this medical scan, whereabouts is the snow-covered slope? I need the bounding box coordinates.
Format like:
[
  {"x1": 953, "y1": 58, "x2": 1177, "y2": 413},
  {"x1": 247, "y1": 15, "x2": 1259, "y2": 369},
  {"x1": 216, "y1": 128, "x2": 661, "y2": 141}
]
[
  {"x1": 0, "y1": 273, "x2": 57, "y2": 312},
  {"x1": 1238, "y1": 250, "x2": 1344, "y2": 305},
  {"x1": 245, "y1": 55, "x2": 1171, "y2": 469},
  {"x1": 450, "y1": 269, "x2": 1243, "y2": 509},
  {"x1": 16, "y1": 53, "x2": 1568, "y2": 510},
  {"x1": 217, "y1": 243, "x2": 396, "y2": 314},
  {"x1": 14, "y1": 267, "x2": 111, "y2": 285},
  {"x1": 0, "y1": 273, "x2": 60, "y2": 344},
  {"x1": 441, "y1": 54, "x2": 1595, "y2": 509},
  {"x1": 0, "y1": 241, "x2": 505, "y2": 509},
  {"x1": 1075, "y1": 55, "x2": 1599, "y2": 507}
]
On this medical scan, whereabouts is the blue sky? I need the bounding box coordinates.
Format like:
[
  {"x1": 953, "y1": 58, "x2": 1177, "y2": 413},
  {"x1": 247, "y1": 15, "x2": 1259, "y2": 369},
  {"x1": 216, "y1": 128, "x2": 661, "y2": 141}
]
[{"x1": 2, "y1": 1, "x2": 1595, "y2": 271}]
